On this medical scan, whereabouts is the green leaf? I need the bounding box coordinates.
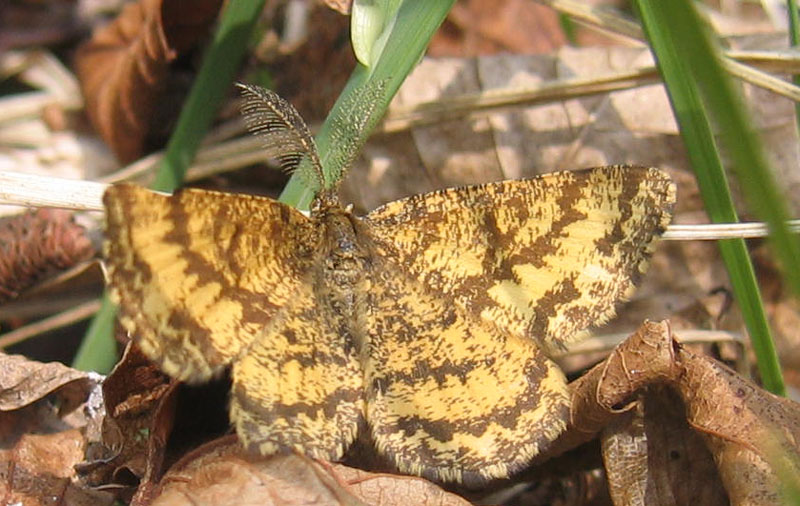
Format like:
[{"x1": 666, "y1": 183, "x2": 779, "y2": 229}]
[{"x1": 351, "y1": 0, "x2": 403, "y2": 67}]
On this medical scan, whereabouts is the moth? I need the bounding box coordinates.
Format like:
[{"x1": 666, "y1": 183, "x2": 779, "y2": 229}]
[{"x1": 103, "y1": 84, "x2": 675, "y2": 483}]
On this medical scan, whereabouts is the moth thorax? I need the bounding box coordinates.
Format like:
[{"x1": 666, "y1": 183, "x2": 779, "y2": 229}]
[{"x1": 320, "y1": 209, "x2": 369, "y2": 311}]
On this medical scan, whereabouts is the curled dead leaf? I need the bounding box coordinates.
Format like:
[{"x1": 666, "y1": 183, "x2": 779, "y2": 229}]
[
  {"x1": 554, "y1": 320, "x2": 800, "y2": 505},
  {"x1": 0, "y1": 351, "x2": 94, "y2": 412},
  {"x1": 602, "y1": 390, "x2": 728, "y2": 506},
  {"x1": 79, "y1": 343, "x2": 176, "y2": 501},
  {"x1": 678, "y1": 346, "x2": 800, "y2": 504},
  {"x1": 74, "y1": 0, "x2": 224, "y2": 162}
]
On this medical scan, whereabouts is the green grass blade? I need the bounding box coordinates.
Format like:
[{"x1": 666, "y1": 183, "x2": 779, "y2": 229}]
[
  {"x1": 71, "y1": 296, "x2": 119, "y2": 374},
  {"x1": 151, "y1": 1, "x2": 266, "y2": 192},
  {"x1": 74, "y1": 0, "x2": 266, "y2": 372},
  {"x1": 789, "y1": 0, "x2": 800, "y2": 130},
  {"x1": 558, "y1": 13, "x2": 578, "y2": 46},
  {"x1": 634, "y1": 0, "x2": 788, "y2": 395},
  {"x1": 279, "y1": 1, "x2": 456, "y2": 208}
]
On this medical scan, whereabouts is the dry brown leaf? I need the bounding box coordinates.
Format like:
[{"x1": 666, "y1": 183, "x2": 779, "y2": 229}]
[
  {"x1": 0, "y1": 429, "x2": 114, "y2": 506},
  {"x1": 678, "y1": 349, "x2": 800, "y2": 504},
  {"x1": 74, "y1": 0, "x2": 223, "y2": 162},
  {"x1": 79, "y1": 342, "x2": 176, "y2": 502},
  {"x1": 551, "y1": 321, "x2": 800, "y2": 505},
  {"x1": 602, "y1": 390, "x2": 728, "y2": 506},
  {"x1": 0, "y1": 352, "x2": 111, "y2": 505},
  {"x1": 0, "y1": 351, "x2": 94, "y2": 411},
  {"x1": 433, "y1": 0, "x2": 566, "y2": 56},
  {"x1": 79, "y1": 342, "x2": 234, "y2": 505},
  {"x1": 333, "y1": 465, "x2": 474, "y2": 506},
  {"x1": 151, "y1": 438, "x2": 471, "y2": 506}
]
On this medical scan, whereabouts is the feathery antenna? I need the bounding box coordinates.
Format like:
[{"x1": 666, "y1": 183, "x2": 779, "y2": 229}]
[
  {"x1": 237, "y1": 83, "x2": 324, "y2": 193},
  {"x1": 325, "y1": 79, "x2": 388, "y2": 188}
]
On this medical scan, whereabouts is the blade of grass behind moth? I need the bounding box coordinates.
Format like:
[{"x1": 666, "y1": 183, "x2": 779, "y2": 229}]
[
  {"x1": 789, "y1": 0, "x2": 800, "y2": 128},
  {"x1": 558, "y1": 13, "x2": 579, "y2": 46},
  {"x1": 73, "y1": 0, "x2": 266, "y2": 373},
  {"x1": 150, "y1": 1, "x2": 266, "y2": 192},
  {"x1": 634, "y1": 0, "x2": 787, "y2": 395},
  {"x1": 72, "y1": 297, "x2": 118, "y2": 373},
  {"x1": 279, "y1": 1, "x2": 456, "y2": 209}
]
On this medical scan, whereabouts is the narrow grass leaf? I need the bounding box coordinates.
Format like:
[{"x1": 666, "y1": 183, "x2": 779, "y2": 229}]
[{"x1": 634, "y1": 0, "x2": 787, "y2": 395}]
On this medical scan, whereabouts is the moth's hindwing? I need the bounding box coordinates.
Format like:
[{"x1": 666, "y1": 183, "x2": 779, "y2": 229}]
[
  {"x1": 364, "y1": 254, "x2": 570, "y2": 483},
  {"x1": 230, "y1": 275, "x2": 364, "y2": 461},
  {"x1": 358, "y1": 165, "x2": 674, "y2": 480}
]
